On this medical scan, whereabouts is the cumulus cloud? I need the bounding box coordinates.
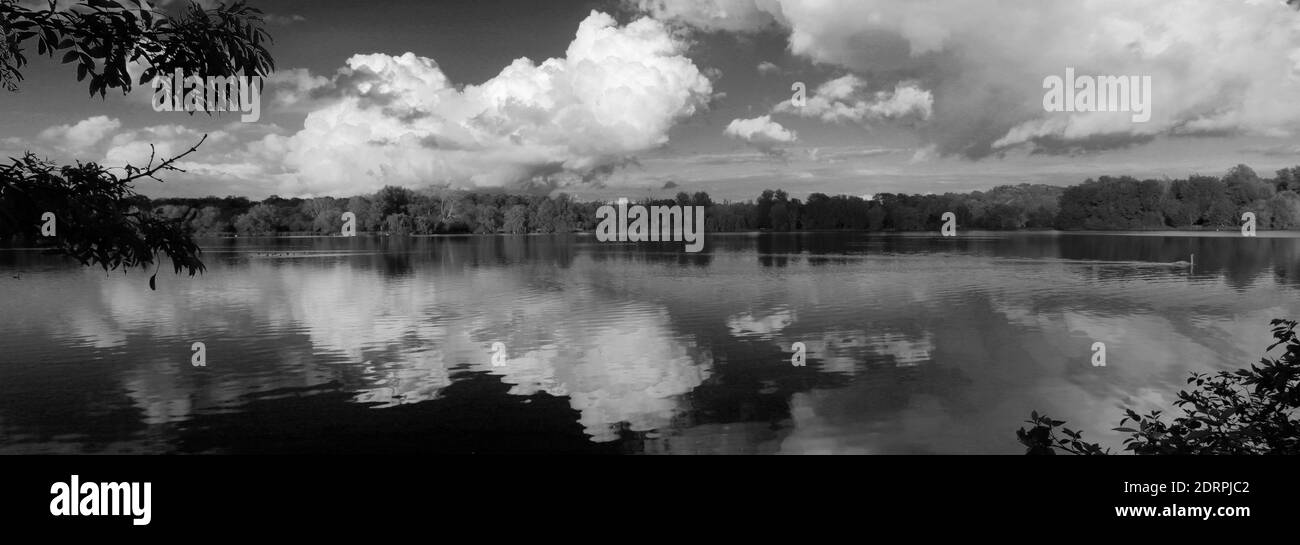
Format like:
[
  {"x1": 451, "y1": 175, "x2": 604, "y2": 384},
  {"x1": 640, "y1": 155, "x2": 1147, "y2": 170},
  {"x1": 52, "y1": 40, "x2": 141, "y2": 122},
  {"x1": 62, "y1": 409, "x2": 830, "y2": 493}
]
[
  {"x1": 16, "y1": 11, "x2": 714, "y2": 198},
  {"x1": 632, "y1": 0, "x2": 1300, "y2": 158},
  {"x1": 103, "y1": 123, "x2": 213, "y2": 167},
  {"x1": 756, "y1": 61, "x2": 782, "y2": 75},
  {"x1": 255, "y1": 11, "x2": 713, "y2": 196},
  {"x1": 15, "y1": 114, "x2": 292, "y2": 194},
  {"x1": 38, "y1": 116, "x2": 121, "y2": 152},
  {"x1": 265, "y1": 67, "x2": 334, "y2": 112},
  {"x1": 632, "y1": 0, "x2": 786, "y2": 32},
  {"x1": 775, "y1": 74, "x2": 932, "y2": 123},
  {"x1": 724, "y1": 114, "x2": 796, "y2": 154}
]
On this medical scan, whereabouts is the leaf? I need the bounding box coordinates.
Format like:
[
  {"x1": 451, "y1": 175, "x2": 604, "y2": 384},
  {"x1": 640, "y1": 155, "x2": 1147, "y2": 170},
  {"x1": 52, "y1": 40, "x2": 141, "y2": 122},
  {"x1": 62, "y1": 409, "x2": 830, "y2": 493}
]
[{"x1": 149, "y1": 273, "x2": 156, "y2": 291}]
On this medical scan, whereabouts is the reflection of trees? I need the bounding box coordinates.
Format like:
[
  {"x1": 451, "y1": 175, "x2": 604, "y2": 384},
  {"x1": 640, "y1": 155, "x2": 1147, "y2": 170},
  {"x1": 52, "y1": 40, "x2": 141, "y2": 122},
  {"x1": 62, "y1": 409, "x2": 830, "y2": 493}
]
[
  {"x1": 585, "y1": 239, "x2": 713, "y2": 268},
  {"x1": 176, "y1": 375, "x2": 626, "y2": 454},
  {"x1": 9, "y1": 232, "x2": 1300, "y2": 453},
  {"x1": 737, "y1": 231, "x2": 1300, "y2": 293}
]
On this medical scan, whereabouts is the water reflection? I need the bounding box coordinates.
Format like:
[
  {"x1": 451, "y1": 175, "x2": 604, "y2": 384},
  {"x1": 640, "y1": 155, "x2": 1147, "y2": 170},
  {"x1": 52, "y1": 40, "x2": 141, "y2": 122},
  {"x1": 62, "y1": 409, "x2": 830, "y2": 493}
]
[{"x1": 2, "y1": 232, "x2": 1300, "y2": 453}]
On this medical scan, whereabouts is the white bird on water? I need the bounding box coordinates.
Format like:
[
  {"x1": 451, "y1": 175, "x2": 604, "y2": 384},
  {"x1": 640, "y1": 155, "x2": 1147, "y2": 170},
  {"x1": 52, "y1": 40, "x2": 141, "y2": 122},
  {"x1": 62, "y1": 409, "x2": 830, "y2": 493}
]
[{"x1": 1170, "y1": 253, "x2": 1195, "y2": 269}]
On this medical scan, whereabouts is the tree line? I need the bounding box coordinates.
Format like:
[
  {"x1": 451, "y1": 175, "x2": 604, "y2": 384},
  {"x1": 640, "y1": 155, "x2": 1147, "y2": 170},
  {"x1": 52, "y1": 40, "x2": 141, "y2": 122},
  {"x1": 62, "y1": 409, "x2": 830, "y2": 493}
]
[{"x1": 137, "y1": 163, "x2": 1300, "y2": 237}]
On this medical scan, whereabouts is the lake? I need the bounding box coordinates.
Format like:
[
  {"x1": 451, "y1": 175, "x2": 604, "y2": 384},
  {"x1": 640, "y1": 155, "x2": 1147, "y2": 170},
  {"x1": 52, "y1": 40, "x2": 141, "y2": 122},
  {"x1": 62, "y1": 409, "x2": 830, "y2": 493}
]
[{"x1": 2, "y1": 231, "x2": 1299, "y2": 454}]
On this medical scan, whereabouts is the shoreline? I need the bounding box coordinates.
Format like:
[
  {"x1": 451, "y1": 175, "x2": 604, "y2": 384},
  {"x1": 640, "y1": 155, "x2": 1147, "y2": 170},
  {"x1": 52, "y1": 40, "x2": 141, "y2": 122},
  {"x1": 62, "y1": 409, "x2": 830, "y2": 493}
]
[{"x1": 185, "y1": 228, "x2": 1295, "y2": 239}]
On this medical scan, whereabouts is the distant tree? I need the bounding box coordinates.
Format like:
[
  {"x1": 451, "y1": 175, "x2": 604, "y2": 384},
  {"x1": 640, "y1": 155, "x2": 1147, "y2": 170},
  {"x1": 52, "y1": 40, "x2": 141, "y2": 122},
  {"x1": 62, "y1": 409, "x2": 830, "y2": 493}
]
[
  {"x1": 473, "y1": 203, "x2": 499, "y2": 234},
  {"x1": 769, "y1": 201, "x2": 790, "y2": 231},
  {"x1": 345, "y1": 196, "x2": 373, "y2": 232},
  {"x1": 304, "y1": 197, "x2": 339, "y2": 234},
  {"x1": 801, "y1": 193, "x2": 830, "y2": 230},
  {"x1": 983, "y1": 202, "x2": 1024, "y2": 230},
  {"x1": 1174, "y1": 176, "x2": 1232, "y2": 227},
  {"x1": 532, "y1": 199, "x2": 558, "y2": 233},
  {"x1": 189, "y1": 205, "x2": 225, "y2": 235},
  {"x1": 865, "y1": 202, "x2": 886, "y2": 231},
  {"x1": 370, "y1": 185, "x2": 413, "y2": 220},
  {"x1": 754, "y1": 189, "x2": 776, "y2": 229},
  {"x1": 1223, "y1": 164, "x2": 1272, "y2": 209},
  {"x1": 1274, "y1": 167, "x2": 1300, "y2": 193},
  {"x1": 434, "y1": 196, "x2": 469, "y2": 232},
  {"x1": 1267, "y1": 192, "x2": 1300, "y2": 229},
  {"x1": 68, "y1": 160, "x2": 1300, "y2": 245},
  {"x1": 502, "y1": 204, "x2": 529, "y2": 234},
  {"x1": 550, "y1": 193, "x2": 576, "y2": 233},
  {"x1": 384, "y1": 213, "x2": 413, "y2": 236},
  {"x1": 233, "y1": 202, "x2": 278, "y2": 235},
  {"x1": 400, "y1": 195, "x2": 435, "y2": 234}
]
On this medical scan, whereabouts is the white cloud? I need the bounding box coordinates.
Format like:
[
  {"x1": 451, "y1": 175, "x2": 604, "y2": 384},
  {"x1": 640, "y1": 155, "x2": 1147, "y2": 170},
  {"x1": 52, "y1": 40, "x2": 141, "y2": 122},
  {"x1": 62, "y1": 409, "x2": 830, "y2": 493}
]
[
  {"x1": 30, "y1": 118, "x2": 270, "y2": 189},
  {"x1": 775, "y1": 74, "x2": 932, "y2": 124},
  {"x1": 257, "y1": 10, "x2": 713, "y2": 196},
  {"x1": 724, "y1": 114, "x2": 796, "y2": 154},
  {"x1": 265, "y1": 67, "x2": 335, "y2": 112},
  {"x1": 726, "y1": 307, "x2": 794, "y2": 336},
  {"x1": 756, "y1": 61, "x2": 782, "y2": 75},
  {"x1": 38, "y1": 116, "x2": 121, "y2": 152},
  {"x1": 631, "y1": 0, "x2": 787, "y2": 32},
  {"x1": 634, "y1": 0, "x2": 1300, "y2": 158},
  {"x1": 103, "y1": 124, "x2": 213, "y2": 168},
  {"x1": 22, "y1": 10, "x2": 715, "y2": 198}
]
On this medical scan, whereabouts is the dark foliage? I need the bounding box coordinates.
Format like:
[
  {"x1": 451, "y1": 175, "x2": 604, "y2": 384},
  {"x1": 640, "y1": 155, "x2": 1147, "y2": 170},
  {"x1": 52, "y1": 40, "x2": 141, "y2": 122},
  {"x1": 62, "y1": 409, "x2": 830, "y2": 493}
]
[
  {"x1": 1019, "y1": 319, "x2": 1300, "y2": 455},
  {"x1": 0, "y1": 149, "x2": 206, "y2": 282},
  {"x1": 1, "y1": 0, "x2": 273, "y2": 96},
  {"x1": 1, "y1": 1, "x2": 274, "y2": 288}
]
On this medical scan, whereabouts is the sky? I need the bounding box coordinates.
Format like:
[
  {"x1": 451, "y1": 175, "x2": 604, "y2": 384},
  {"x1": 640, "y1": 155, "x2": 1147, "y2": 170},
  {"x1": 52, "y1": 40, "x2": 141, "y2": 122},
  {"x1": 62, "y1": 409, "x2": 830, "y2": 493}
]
[{"x1": 4, "y1": 0, "x2": 1300, "y2": 201}]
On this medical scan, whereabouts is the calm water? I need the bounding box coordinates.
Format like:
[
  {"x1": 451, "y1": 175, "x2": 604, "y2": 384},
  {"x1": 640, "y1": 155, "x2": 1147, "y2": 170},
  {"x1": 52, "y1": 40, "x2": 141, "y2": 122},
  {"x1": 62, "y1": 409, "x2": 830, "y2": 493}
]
[{"x1": 2, "y1": 231, "x2": 1299, "y2": 454}]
